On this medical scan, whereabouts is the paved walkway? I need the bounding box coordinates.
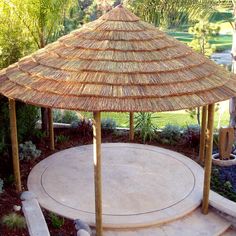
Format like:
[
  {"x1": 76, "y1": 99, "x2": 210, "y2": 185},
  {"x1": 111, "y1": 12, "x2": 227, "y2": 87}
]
[{"x1": 28, "y1": 143, "x2": 203, "y2": 228}]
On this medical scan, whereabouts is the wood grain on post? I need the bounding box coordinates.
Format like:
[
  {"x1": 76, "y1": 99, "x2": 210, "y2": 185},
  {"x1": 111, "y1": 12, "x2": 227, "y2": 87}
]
[
  {"x1": 48, "y1": 108, "x2": 55, "y2": 151},
  {"x1": 202, "y1": 103, "x2": 215, "y2": 214},
  {"x1": 9, "y1": 99, "x2": 22, "y2": 192},
  {"x1": 93, "y1": 112, "x2": 103, "y2": 236},
  {"x1": 199, "y1": 106, "x2": 208, "y2": 164},
  {"x1": 129, "y1": 112, "x2": 134, "y2": 141}
]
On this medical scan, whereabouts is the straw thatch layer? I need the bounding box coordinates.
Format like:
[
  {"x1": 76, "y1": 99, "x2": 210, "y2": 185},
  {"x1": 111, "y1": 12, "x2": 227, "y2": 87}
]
[{"x1": 0, "y1": 5, "x2": 236, "y2": 112}]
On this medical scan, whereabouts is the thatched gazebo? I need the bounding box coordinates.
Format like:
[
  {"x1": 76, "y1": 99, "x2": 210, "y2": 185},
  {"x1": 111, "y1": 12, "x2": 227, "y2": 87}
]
[{"x1": 1, "y1": 5, "x2": 236, "y2": 235}]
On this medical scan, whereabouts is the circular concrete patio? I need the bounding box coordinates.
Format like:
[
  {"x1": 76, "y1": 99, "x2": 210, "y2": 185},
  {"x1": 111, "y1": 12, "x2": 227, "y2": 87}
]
[{"x1": 28, "y1": 143, "x2": 204, "y2": 228}]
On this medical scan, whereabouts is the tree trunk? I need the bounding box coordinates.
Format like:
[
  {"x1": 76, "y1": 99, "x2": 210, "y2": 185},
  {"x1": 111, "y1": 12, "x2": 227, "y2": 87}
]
[
  {"x1": 229, "y1": 24, "x2": 236, "y2": 127},
  {"x1": 197, "y1": 107, "x2": 200, "y2": 125},
  {"x1": 39, "y1": 33, "x2": 49, "y2": 134},
  {"x1": 41, "y1": 108, "x2": 49, "y2": 135}
]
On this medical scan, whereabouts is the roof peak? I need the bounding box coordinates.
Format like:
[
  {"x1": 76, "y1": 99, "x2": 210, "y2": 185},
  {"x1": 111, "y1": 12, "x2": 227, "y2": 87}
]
[{"x1": 100, "y1": 4, "x2": 140, "y2": 22}]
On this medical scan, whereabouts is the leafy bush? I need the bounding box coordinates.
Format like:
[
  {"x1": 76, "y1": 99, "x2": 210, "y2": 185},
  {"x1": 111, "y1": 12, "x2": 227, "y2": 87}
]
[
  {"x1": 1, "y1": 213, "x2": 26, "y2": 230},
  {"x1": 160, "y1": 125, "x2": 182, "y2": 145},
  {"x1": 53, "y1": 109, "x2": 63, "y2": 123},
  {"x1": 76, "y1": 119, "x2": 93, "y2": 139},
  {"x1": 53, "y1": 109, "x2": 79, "y2": 124},
  {"x1": 101, "y1": 118, "x2": 116, "y2": 133},
  {"x1": 56, "y1": 135, "x2": 69, "y2": 143},
  {"x1": 135, "y1": 112, "x2": 157, "y2": 143},
  {"x1": 49, "y1": 212, "x2": 64, "y2": 229},
  {"x1": 34, "y1": 130, "x2": 47, "y2": 140},
  {"x1": 0, "y1": 97, "x2": 11, "y2": 154},
  {"x1": 182, "y1": 125, "x2": 200, "y2": 147},
  {"x1": 19, "y1": 141, "x2": 41, "y2": 161},
  {"x1": 0, "y1": 178, "x2": 3, "y2": 194},
  {"x1": 17, "y1": 104, "x2": 40, "y2": 142},
  {"x1": 0, "y1": 98, "x2": 39, "y2": 156},
  {"x1": 63, "y1": 110, "x2": 79, "y2": 124},
  {"x1": 211, "y1": 166, "x2": 236, "y2": 202}
]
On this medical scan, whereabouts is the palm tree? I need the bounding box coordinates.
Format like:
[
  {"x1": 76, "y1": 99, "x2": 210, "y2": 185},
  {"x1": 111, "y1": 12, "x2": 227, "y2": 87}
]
[{"x1": 125, "y1": 0, "x2": 216, "y2": 28}]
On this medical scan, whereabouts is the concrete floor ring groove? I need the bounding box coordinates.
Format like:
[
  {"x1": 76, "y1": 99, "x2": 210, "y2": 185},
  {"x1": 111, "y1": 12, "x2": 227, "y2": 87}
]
[{"x1": 28, "y1": 143, "x2": 204, "y2": 228}]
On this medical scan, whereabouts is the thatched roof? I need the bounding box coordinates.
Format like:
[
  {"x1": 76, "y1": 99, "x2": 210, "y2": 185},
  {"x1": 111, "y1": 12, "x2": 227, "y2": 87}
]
[{"x1": 0, "y1": 5, "x2": 236, "y2": 112}]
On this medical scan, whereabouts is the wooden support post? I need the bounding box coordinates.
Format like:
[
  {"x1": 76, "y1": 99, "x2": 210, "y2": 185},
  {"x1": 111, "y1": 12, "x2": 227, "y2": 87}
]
[
  {"x1": 199, "y1": 106, "x2": 208, "y2": 164},
  {"x1": 9, "y1": 99, "x2": 22, "y2": 192},
  {"x1": 129, "y1": 112, "x2": 134, "y2": 141},
  {"x1": 202, "y1": 103, "x2": 215, "y2": 214},
  {"x1": 48, "y1": 108, "x2": 55, "y2": 151},
  {"x1": 93, "y1": 112, "x2": 103, "y2": 236}
]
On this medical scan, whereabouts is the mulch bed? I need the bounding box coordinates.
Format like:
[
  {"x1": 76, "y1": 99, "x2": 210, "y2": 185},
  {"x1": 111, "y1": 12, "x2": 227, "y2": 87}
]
[{"x1": 0, "y1": 128, "x2": 199, "y2": 236}]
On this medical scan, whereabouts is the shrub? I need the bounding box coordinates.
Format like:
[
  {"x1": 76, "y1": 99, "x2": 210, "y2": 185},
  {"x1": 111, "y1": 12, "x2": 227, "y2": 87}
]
[
  {"x1": 17, "y1": 104, "x2": 40, "y2": 142},
  {"x1": 1, "y1": 213, "x2": 26, "y2": 230},
  {"x1": 53, "y1": 109, "x2": 63, "y2": 123},
  {"x1": 135, "y1": 112, "x2": 157, "y2": 143},
  {"x1": 19, "y1": 141, "x2": 41, "y2": 161},
  {"x1": 182, "y1": 125, "x2": 200, "y2": 148},
  {"x1": 34, "y1": 130, "x2": 47, "y2": 140},
  {"x1": 63, "y1": 110, "x2": 79, "y2": 124},
  {"x1": 160, "y1": 125, "x2": 182, "y2": 145},
  {"x1": 0, "y1": 178, "x2": 3, "y2": 194},
  {"x1": 0, "y1": 98, "x2": 39, "y2": 155},
  {"x1": 49, "y1": 212, "x2": 64, "y2": 229},
  {"x1": 211, "y1": 166, "x2": 236, "y2": 202},
  {"x1": 76, "y1": 119, "x2": 93, "y2": 138},
  {"x1": 53, "y1": 109, "x2": 79, "y2": 124},
  {"x1": 101, "y1": 118, "x2": 116, "y2": 133},
  {"x1": 56, "y1": 135, "x2": 69, "y2": 143}
]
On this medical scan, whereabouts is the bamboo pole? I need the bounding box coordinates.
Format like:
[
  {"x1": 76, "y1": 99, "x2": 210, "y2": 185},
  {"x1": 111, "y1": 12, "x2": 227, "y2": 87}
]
[
  {"x1": 199, "y1": 106, "x2": 208, "y2": 164},
  {"x1": 202, "y1": 103, "x2": 215, "y2": 214},
  {"x1": 9, "y1": 99, "x2": 22, "y2": 192},
  {"x1": 129, "y1": 112, "x2": 134, "y2": 141},
  {"x1": 93, "y1": 112, "x2": 103, "y2": 236},
  {"x1": 48, "y1": 108, "x2": 55, "y2": 151}
]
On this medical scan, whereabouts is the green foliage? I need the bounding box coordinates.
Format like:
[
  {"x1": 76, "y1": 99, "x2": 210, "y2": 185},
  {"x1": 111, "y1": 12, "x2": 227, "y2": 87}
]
[
  {"x1": 16, "y1": 104, "x2": 40, "y2": 142},
  {"x1": 126, "y1": 0, "x2": 217, "y2": 28},
  {"x1": 160, "y1": 125, "x2": 182, "y2": 145},
  {"x1": 82, "y1": 0, "x2": 119, "y2": 22},
  {"x1": 19, "y1": 141, "x2": 41, "y2": 161},
  {"x1": 53, "y1": 109, "x2": 79, "y2": 124},
  {"x1": 49, "y1": 212, "x2": 64, "y2": 229},
  {"x1": 0, "y1": 178, "x2": 3, "y2": 194},
  {"x1": 135, "y1": 112, "x2": 157, "y2": 143},
  {"x1": 182, "y1": 124, "x2": 200, "y2": 147},
  {"x1": 34, "y1": 130, "x2": 47, "y2": 140},
  {"x1": 0, "y1": 97, "x2": 10, "y2": 154},
  {"x1": 1, "y1": 213, "x2": 26, "y2": 230},
  {"x1": 0, "y1": 99, "x2": 39, "y2": 156},
  {"x1": 209, "y1": 11, "x2": 233, "y2": 23},
  {"x1": 101, "y1": 118, "x2": 117, "y2": 133},
  {"x1": 6, "y1": 0, "x2": 78, "y2": 48},
  {"x1": 56, "y1": 134, "x2": 69, "y2": 143},
  {"x1": 63, "y1": 110, "x2": 80, "y2": 124},
  {"x1": 0, "y1": 2, "x2": 34, "y2": 69},
  {"x1": 211, "y1": 167, "x2": 236, "y2": 202},
  {"x1": 188, "y1": 20, "x2": 220, "y2": 56}
]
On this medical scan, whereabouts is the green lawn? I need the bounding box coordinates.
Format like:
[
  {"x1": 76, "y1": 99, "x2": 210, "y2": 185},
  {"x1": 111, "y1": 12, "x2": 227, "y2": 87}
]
[
  {"x1": 79, "y1": 109, "x2": 230, "y2": 129},
  {"x1": 167, "y1": 31, "x2": 232, "y2": 52}
]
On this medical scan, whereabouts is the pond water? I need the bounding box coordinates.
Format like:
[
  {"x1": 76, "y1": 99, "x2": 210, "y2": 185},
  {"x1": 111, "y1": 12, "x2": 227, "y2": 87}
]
[{"x1": 211, "y1": 50, "x2": 232, "y2": 68}]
